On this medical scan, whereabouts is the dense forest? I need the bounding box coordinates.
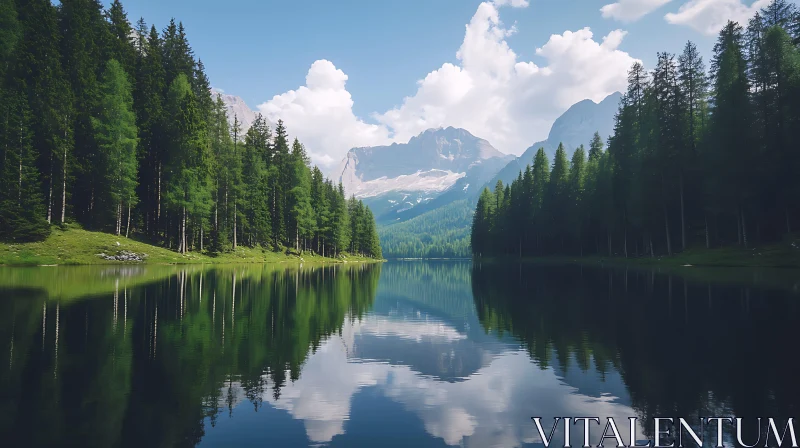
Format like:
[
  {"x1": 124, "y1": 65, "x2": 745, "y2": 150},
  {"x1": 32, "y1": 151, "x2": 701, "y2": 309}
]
[
  {"x1": 379, "y1": 200, "x2": 472, "y2": 258},
  {"x1": 0, "y1": 0, "x2": 382, "y2": 259},
  {"x1": 472, "y1": 0, "x2": 800, "y2": 259}
]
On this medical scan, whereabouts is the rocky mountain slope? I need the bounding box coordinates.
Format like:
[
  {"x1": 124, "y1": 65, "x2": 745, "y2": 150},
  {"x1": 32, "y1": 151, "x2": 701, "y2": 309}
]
[
  {"x1": 334, "y1": 127, "x2": 514, "y2": 224},
  {"x1": 210, "y1": 88, "x2": 259, "y2": 133}
]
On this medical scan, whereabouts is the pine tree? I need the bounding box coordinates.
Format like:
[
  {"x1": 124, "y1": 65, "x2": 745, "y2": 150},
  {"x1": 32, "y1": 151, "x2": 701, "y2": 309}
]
[
  {"x1": 0, "y1": 91, "x2": 49, "y2": 242},
  {"x1": 530, "y1": 147, "x2": 550, "y2": 253},
  {"x1": 16, "y1": 0, "x2": 74, "y2": 227},
  {"x1": 270, "y1": 120, "x2": 290, "y2": 245},
  {"x1": 710, "y1": 21, "x2": 754, "y2": 248},
  {"x1": 241, "y1": 115, "x2": 271, "y2": 247},
  {"x1": 288, "y1": 139, "x2": 314, "y2": 251},
  {"x1": 546, "y1": 143, "x2": 570, "y2": 252},
  {"x1": 92, "y1": 59, "x2": 138, "y2": 236},
  {"x1": 164, "y1": 74, "x2": 211, "y2": 253},
  {"x1": 58, "y1": 0, "x2": 108, "y2": 225},
  {"x1": 567, "y1": 145, "x2": 587, "y2": 254},
  {"x1": 106, "y1": 0, "x2": 135, "y2": 78},
  {"x1": 134, "y1": 24, "x2": 166, "y2": 236},
  {"x1": 311, "y1": 167, "x2": 331, "y2": 256},
  {"x1": 331, "y1": 183, "x2": 350, "y2": 256}
]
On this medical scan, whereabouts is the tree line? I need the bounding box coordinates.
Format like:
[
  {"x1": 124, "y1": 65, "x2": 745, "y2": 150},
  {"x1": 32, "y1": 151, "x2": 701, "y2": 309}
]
[
  {"x1": 0, "y1": 0, "x2": 382, "y2": 259},
  {"x1": 379, "y1": 200, "x2": 472, "y2": 258},
  {"x1": 472, "y1": 0, "x2": 800, "y2": 258}
]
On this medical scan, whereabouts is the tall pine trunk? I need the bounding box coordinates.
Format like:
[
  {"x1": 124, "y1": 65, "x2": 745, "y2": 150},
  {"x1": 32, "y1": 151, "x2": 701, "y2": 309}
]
[
  {"x1": 61, "y1": 120, "x2": 68, "y2": 224},
  {"x1": 126, "y1": 201, "x2": 131, "y2": 238},
  {"x1": 157, "y1": 163, "x2": 162, "y2": 232},
  {"x1": 233, "y1": 200, "x2": 237, "y2": 249},
  {"x1": 47, "y1": 151, "x2": 53, "y2": 224},
  {"x1": 116, "y1": 201, "x2": 121, "y2": 236}
]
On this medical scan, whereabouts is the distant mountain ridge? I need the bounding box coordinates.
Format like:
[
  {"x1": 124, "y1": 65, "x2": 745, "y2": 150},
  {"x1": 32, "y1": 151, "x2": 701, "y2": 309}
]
[
  {"x1": 488, "y1": 91, "x2": 622, "y2": 188},
  {"x1": 334, "y1": 127, "x2": 514, "y2": 224},
  {"x1": 210, "y1": 88, "x2": 260, "y2": 133}
]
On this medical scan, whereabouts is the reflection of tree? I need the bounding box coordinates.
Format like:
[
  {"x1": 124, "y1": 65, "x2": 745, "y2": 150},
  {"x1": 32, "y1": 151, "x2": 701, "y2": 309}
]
[
  {"x1": 471, "y1": 262, "x2": 800, "y2": 441},
  {"x1": 0, "y1": 262, "x2": 381, "y2": 447}
]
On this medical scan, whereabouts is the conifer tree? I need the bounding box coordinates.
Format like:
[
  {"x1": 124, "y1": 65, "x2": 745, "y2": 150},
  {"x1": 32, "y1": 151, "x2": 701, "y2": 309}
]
[
  {"x1": 288, "y1": 139, "x2": 314, "y2": 251},
  {"x1": 241, "y1": 115, "x2": 271, "y2": 247},
  {"x1": 164, "y1": 74, "x2": 211, "y2": 253},
  {"x1": 92, "y1": 59, "x2": 138, "y2": 236},
  {"x1": 0, "y1": 92, "x2": 49, "y2": 242},
  {"x1": 106, "y1": 0, "x2": 136, "y2": 77}
]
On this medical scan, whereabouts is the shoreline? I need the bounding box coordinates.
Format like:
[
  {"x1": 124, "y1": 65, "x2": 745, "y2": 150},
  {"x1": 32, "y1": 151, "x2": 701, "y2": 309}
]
[
  {"x1": 472, "y1": 244, "x2": 800, "y2": 269},
  {"x1": 0, "y1": 227, "x2": 385, "y2": 267}
]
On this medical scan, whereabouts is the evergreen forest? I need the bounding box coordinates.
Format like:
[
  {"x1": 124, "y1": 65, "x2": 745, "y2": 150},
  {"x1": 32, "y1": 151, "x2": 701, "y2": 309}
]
[
  {"x1": 472, "y1": 1, "x2": 800, "y2": 259},
  {"x1": 0, "y1": 0, "x2": 382, "y2": 259}
]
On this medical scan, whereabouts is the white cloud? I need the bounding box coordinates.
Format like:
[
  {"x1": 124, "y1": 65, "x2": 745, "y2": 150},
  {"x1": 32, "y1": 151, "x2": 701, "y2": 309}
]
[
  {"x1": 257, "y1": 60, "x2": 393, "y2": 168},
  {"x1": 259, "y1": 2, "x2": 637, "y2": 168},
  {"x1": 665, "y1": 0, "x2": 772, "y2": 35},
  {"x1": 230, "y1": 315, "x2": 644, "y2": 447},
  {"x1": 375, "y1": 3, "x2": 637, "y2": 156},
  {"x1": 601, "y1": 0, "x2": 674, "y2": 21},
  {"x1": 492, "y1": 0, "x2": 530, "y2": 7}
]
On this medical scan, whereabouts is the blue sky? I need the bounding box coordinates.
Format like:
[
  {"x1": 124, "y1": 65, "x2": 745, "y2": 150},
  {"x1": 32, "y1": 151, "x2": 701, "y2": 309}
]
[{"x1": 107, "y1": 0, "x2": 792, "y2": 166}]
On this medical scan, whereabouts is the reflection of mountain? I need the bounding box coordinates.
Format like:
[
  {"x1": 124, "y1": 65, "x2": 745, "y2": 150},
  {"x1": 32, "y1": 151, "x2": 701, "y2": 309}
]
[
  {"x1": 3, "y1": 261, "x2": 798, "y2": 448},
  {"x1": 208, "y1": 319, "x2": 639, "y2": 447}
]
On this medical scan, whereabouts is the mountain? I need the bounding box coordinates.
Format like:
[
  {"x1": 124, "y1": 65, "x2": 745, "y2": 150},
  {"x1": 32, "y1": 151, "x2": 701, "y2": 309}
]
[
  {"x1": 210, "y1": 88, "x2": 259, "y2": 133},
  {"x1": 334, "y1": 127, "x2": 514, "y2": 224},
  {"x1": 489, "y1": 91, "x2": 622, "y2": 188}
]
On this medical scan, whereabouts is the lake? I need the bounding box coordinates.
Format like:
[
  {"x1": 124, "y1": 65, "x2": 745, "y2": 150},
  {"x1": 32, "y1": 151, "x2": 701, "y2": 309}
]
[{"x1": 0, "y1": 261, "x2": 798, "y2": 447}]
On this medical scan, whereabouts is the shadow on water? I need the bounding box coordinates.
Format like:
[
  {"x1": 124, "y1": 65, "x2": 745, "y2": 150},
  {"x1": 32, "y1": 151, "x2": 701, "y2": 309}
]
[{"x1": 471, "y1": 261, "x2": 800, "y2": 444}]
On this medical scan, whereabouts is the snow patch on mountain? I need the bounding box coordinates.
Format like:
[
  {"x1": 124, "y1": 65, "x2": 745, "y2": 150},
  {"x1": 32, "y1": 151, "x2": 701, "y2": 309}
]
[{"x1": 350, "y1": 169, "x2": 466, "y2": 199}]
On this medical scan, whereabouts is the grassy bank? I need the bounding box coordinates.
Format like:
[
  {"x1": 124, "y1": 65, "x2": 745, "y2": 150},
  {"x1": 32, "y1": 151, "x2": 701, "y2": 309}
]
[{"x1": 0, "y1": 226, "x2": 383, "y2": 266}]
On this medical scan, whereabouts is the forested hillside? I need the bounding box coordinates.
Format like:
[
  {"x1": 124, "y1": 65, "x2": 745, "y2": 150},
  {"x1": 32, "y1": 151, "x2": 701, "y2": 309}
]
[
  {"x1": 0, "y1": 0, "x2": 381, "y2": 259},
  {"x1": 379, "y1": 200, "x2": 472, "y2": 258},
  {"x1": 473, "y1": 1, "x2": 800, "y2": 259}
]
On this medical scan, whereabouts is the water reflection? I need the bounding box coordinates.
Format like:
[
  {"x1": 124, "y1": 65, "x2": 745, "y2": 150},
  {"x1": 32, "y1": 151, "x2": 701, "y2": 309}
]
[{"x1": 0, "y1": 261, "x2": 798, "y2": 447}]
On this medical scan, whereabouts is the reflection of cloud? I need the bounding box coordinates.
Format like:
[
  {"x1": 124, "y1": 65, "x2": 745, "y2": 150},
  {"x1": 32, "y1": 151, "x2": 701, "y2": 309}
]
[
  {"x1": 355, "y1": 314, "x2": 467, "y2": 343},
  {"x1": 224, "y1": 316, "x2": 643, "y2": 447}
]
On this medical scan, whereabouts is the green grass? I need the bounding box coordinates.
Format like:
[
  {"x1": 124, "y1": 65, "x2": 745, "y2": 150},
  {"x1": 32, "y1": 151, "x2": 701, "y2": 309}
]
[{"x1": 0, "y1": 225, "x2": 383, "y2": 266}]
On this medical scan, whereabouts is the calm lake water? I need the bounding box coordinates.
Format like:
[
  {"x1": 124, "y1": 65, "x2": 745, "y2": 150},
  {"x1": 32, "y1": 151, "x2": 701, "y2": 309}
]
[{"x1": 0, "y1": 261, "x2": 799, "y2": 447}]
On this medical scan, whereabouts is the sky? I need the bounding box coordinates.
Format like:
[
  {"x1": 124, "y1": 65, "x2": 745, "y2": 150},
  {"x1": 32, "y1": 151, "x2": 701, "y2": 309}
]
[{"x1": 108, "y1": 0, "x2": 793, "y2": 168}]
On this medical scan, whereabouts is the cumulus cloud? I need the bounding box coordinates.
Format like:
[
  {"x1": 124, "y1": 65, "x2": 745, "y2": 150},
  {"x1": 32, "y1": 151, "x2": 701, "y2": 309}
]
[
  {"x1": 257, "y1": 60, "x2": 393, "y2": 168},
  {"x1": 492, "y1": 0, "x2": 530, "y2": 7},
  {"x1": 259, "y1": 1, "x2": 638, "y2": 168},
  {"x1": 375, "y1": 3, "x2": 637, "y2": 154},
  {"x1": 665, "y1": 0, "x2": 772, "y2": 35},
  {"x1": 601, "y1": 0, "x2": 674, "y2": 22}
]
